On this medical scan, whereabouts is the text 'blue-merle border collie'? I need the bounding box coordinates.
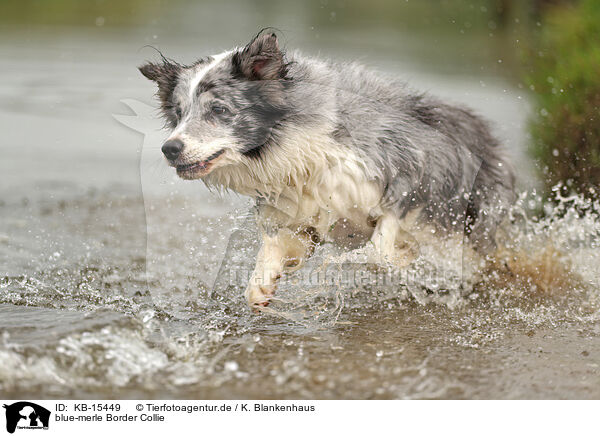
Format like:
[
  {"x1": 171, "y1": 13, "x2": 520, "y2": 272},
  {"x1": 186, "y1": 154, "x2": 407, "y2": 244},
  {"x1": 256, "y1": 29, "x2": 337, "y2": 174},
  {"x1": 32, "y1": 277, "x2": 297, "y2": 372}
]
[{"x1": 139, "y1": 31, "x2": 515, "y2": 308}]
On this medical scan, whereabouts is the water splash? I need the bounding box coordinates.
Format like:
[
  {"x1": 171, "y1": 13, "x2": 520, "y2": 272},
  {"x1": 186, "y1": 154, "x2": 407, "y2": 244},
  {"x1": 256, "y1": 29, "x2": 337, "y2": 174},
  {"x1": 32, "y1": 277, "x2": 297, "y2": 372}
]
[{"x1": 2, "y1": 177, "x2": 599, "y2": 398}]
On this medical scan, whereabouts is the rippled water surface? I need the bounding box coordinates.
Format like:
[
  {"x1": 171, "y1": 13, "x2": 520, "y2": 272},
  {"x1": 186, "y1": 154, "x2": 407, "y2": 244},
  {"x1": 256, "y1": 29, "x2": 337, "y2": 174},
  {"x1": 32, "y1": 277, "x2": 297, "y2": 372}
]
[
  {"x1": 1, "y1": 0, "x2": 599, "y2": 399},
  {"x1": 2, "y1": 186, "x2": 599, "y2": 399}
]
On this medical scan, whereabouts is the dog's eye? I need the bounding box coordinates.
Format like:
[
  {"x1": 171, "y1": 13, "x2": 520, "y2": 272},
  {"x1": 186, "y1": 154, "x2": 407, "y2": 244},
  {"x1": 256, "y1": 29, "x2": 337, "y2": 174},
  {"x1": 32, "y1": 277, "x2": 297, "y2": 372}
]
[
  {"x1": 175, "y1": 107, "x2": 183, "y2": 120},
  {"x1": 211, "y1": 105, "x2": 229, "y2": 116}
]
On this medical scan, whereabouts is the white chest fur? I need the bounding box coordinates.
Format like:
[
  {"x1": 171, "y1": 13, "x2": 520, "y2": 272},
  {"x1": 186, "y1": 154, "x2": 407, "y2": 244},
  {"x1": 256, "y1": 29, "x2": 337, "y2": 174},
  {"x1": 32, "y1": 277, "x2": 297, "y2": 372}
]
[{"x1": 205, "y1": 128, "x2": 385, "y2": 242}]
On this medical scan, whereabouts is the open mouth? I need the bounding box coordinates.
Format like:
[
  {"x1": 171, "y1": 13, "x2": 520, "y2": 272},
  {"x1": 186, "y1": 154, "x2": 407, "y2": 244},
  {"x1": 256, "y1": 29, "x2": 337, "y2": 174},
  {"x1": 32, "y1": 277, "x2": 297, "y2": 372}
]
[{"x1": 176, "y1": 149, "x2": 225, "y2": 177}]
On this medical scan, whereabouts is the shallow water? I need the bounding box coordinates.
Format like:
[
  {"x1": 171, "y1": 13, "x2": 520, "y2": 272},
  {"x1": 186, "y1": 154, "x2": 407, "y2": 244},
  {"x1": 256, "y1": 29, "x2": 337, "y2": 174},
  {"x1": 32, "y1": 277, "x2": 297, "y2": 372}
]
[
  {"x1": 1, "y1": 1, "x2": 599, "y2": 399},
  {"x1": 2, "y1": 185, "x2": 599, "y2": 399}
]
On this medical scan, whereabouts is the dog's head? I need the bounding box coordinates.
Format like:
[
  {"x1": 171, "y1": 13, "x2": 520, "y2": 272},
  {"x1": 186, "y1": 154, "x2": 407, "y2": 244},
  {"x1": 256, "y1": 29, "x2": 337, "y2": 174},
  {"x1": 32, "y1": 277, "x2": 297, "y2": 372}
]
[{"x1": 139, "y1": 32, "x2": 291, "y2": 179}]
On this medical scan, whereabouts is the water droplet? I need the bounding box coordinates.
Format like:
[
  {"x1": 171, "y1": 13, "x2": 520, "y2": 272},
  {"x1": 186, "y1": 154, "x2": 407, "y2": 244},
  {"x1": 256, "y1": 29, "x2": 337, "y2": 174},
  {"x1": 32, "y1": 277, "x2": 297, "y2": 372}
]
[{"x1": 224, "y1": 361, "x2": 239, "y2": 372}]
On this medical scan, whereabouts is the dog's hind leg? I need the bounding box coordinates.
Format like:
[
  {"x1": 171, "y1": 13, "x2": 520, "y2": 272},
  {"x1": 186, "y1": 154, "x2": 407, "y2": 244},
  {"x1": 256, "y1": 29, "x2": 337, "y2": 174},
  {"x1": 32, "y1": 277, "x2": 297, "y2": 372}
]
[{"x1": 245, "y1": 227, "x2": 318, "y2": 308}]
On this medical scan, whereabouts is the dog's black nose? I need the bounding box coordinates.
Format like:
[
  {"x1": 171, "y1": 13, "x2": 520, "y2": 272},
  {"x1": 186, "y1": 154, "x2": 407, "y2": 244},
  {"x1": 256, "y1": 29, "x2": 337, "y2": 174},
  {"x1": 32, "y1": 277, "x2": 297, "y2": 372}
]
[{"x1": 161, "y1": 138, "x2": 184, "y2": 160}]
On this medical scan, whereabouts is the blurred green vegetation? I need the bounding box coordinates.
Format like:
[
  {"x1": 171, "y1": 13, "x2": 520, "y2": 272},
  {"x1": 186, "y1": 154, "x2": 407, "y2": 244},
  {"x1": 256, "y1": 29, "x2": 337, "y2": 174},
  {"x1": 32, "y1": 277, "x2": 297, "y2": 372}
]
[
  {"x1": 0, "y1": 0, "x2": 534, "y2": 78},
  {"x1": 0, "y1": 0, "x2": 163, "y2": 28},
  {"x1": 525, "y1": 0, "x2": 600, "y2": 195},
  {"x1": 0, "y1": 0, "x2": 524, "y2": 29}
]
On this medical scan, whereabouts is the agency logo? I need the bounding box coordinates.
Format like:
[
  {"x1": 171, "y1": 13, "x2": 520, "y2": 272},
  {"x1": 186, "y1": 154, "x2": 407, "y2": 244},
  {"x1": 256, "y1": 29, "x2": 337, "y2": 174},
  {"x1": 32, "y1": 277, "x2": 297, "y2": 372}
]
[{"x1": 2, "y1": 402, "x2": 50, "y2": 434}]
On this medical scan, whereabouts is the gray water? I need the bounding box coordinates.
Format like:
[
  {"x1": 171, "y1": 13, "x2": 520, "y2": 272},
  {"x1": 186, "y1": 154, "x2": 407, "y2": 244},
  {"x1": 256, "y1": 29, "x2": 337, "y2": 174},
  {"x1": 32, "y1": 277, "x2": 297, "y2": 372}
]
[{"x1": 1, "y1": 1, "x2": 599, "y2": 399}]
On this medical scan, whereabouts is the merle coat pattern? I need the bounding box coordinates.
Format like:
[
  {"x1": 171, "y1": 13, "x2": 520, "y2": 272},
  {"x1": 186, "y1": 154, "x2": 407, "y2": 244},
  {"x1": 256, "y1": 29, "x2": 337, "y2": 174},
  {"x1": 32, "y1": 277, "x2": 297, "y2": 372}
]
[{"x1": 140, "y1": 32, "x2": 515, "y2": 307}]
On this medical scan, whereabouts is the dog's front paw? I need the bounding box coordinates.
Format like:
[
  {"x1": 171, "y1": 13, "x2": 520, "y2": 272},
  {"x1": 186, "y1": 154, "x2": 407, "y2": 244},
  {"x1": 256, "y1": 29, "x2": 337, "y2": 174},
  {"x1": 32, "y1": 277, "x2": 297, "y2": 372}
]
[{"x1": 245, "y1": 283, "x2": 277, "y2": 309}]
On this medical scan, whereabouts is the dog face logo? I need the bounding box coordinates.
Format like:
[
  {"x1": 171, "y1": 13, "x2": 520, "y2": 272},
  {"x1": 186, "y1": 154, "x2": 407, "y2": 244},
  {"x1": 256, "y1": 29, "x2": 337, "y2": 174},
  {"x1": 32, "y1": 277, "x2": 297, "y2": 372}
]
[{"x1": 2, "y1": 402, "x2": 50, "y2": 434}]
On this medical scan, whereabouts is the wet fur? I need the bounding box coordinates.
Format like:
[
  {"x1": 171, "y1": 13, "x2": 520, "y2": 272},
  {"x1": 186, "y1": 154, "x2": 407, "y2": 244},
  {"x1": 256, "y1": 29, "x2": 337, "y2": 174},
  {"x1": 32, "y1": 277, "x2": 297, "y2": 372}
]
[{"x1": 140, "y1": 32, "x2": 516, "y2": 307}]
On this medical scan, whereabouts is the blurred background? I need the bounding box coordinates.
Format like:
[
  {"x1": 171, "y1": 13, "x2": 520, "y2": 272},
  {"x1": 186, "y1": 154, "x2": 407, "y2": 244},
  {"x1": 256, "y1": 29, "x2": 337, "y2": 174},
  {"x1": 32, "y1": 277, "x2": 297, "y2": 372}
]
[
  {"x1": 1, "y1": 0, "x2": 600, "y2": 399},
  {"x1": 2, "y1": 0, "x2": 598, "y2": 204},
  {"x1": 0, "y1": 0, "x2": 537, "y2": 200}
]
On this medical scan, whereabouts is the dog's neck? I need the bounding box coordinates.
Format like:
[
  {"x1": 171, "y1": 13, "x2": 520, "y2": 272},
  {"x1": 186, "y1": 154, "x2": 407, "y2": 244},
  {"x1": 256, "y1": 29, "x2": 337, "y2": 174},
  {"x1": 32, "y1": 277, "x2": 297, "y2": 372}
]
[{"x1": 203, "y1": 126, "x2": 342, "y2": 200}]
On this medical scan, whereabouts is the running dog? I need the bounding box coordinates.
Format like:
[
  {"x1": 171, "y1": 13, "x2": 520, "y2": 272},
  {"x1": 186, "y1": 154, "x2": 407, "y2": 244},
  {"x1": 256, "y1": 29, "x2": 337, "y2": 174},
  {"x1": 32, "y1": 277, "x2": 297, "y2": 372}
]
[{"x1": 139, "y1": 31, "x2": 515, "y2": 308}]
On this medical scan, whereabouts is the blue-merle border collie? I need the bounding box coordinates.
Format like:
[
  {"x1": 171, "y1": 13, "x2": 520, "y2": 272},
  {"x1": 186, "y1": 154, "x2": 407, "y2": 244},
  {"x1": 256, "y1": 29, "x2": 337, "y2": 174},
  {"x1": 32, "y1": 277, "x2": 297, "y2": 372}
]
[{"x1": 139, "y1": 31, "x2": 515, "y2": 308}]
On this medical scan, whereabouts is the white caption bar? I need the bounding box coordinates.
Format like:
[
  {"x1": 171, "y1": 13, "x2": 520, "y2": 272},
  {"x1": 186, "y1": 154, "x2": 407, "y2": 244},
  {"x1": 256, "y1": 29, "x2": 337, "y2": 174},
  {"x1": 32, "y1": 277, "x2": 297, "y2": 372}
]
[{"x1": 0, "y1": 400, "x2": 596, "y2": 436}]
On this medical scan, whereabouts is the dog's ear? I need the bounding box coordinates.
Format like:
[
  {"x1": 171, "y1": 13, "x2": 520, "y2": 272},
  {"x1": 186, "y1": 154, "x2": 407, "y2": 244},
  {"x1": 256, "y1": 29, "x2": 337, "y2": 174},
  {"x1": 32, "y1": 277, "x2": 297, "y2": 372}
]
[
  {"x1": 138, "y1": 62, "x2": 163, "y2": 82},
  {"x1": 138, "y1": 61, "x2": 181, "y2": 96},
  {"x1": 138, "y1": 61, "x2": 180, "y2": 85},
  {"x1": 233, "y1": 33, "x2": 285, "y2": 81},
  {"x1": 138, "y1": 61, "x2": 181, "y2": 125}
]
